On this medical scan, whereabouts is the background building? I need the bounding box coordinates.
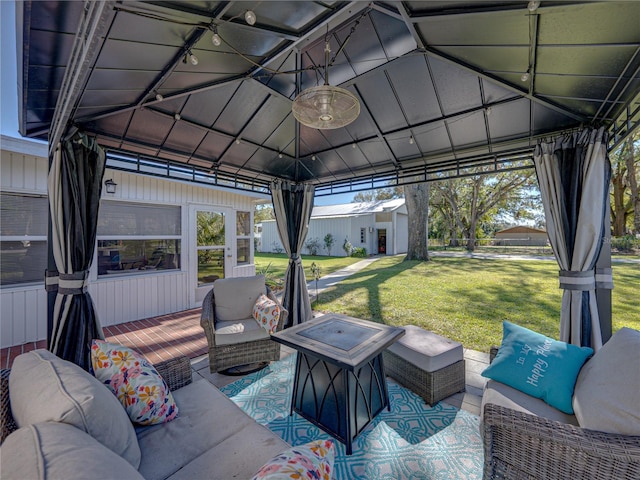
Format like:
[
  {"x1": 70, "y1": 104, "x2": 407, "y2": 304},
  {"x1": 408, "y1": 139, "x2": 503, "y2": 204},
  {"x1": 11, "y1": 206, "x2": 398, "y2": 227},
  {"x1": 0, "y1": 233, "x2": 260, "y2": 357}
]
[{"x1": 261, "y1": 199, "x2": 408, "y2": 257}]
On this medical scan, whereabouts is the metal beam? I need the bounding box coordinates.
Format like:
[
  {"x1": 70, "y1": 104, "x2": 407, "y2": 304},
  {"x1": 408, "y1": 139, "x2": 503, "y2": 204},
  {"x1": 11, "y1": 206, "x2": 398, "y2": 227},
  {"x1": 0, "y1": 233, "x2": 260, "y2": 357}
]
[{"x1": 48, "y1": 1, "x2": 116, "y2": 156}]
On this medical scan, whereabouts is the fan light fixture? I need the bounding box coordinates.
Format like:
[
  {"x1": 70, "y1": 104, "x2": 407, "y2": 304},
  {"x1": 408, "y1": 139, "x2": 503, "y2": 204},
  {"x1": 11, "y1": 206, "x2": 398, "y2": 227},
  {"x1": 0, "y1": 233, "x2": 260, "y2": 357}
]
[{"x1": 292, "y1": 41, "x2": 360, "y2": 130}]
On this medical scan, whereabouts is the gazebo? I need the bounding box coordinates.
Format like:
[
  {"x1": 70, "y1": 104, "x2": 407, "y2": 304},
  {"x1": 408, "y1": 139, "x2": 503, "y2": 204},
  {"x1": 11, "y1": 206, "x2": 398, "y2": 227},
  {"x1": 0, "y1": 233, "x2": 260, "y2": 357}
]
[{"x1": 14, "y1": 1, "x2": 640, "y2": 367}]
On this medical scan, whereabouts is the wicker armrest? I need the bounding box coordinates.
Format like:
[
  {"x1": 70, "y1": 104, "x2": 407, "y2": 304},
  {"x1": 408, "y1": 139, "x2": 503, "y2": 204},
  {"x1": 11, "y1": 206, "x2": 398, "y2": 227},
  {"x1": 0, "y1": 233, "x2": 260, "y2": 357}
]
[
  {"x1": 1, "y1": 369, "x2": 18, "y2": 444},
  {"x1": 483, "y1": 403, "x2": 640, "y2": 480},
  {"x1": 153, "y1": 355, "x2": 193, "y2": 391}
]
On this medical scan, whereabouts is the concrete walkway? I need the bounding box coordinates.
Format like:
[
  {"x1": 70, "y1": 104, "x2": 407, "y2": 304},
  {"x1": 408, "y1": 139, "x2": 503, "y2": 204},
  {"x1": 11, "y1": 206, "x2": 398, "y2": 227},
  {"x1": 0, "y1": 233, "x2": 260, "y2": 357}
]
[{"x1": 306, "y1": 256, "x2": 382, "y2": 297}]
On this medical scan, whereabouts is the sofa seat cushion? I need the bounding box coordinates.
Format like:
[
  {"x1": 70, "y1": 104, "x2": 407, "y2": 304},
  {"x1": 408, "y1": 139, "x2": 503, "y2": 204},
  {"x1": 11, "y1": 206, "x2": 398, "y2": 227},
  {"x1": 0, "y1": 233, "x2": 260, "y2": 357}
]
[
  {"x1": 214, "y1": 275, "x2": 266, "y2": 322},
  {"x1": 8, "y1": 349, "x2": 141, "y2": 468},
  {"x1": 215, "y1": 318, "x2": 271, "y2": 345},
  {"x1": 136, "y1": 378, "x2": 288, "y2": 480},
  {"x1": 481, "y1": 379, "x2": 579, "y2": 427},
  {"x1": 573, "y1": 327, "x2": 640, "y2": 436},
  {"x1": 1, "y1": 422, "x2": 144, "y2": 480}
]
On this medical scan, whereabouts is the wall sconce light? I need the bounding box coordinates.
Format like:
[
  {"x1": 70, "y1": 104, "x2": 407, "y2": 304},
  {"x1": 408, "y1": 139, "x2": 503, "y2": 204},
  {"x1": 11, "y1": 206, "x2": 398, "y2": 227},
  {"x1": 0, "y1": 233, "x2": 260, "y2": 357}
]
[
  {"x1": 104, "y1": 179, "x2": 117, "y2": 194},
  {"x1": 368, "y1": 227, "x2": 374, "y2": 233}
]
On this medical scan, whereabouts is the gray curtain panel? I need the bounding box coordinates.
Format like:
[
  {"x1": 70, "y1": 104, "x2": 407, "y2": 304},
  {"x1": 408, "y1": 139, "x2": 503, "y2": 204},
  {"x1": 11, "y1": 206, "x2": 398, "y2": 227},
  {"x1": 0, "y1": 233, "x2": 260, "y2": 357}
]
[
  {"x1": 48, "y1": 133, "x2": 106, "y2": 370},
  {"x1": 271, "y1": 180, "x2": 315, "y2": 327},
  {"x1": 533, "y1": 127, "x2": 612, "y2": 350}
]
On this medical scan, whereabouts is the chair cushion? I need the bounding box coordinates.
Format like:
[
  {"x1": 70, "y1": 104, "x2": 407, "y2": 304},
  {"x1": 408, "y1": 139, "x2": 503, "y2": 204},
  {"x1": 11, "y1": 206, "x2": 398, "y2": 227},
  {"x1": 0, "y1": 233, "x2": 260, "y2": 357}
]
[
  {"x1": 386, "y1": 325, "x2": 463, "y2": 372},
  {"x1": 572, "y1": 327, "x2": 640, "y2": 435},
  {"x1": 214, "y1": 275, "x2": 266, "y2": 321},
  {"x1": 215, "y1": 318, "x2": 270, "y2": 345},
  {"x1": 8, "y1": 349, "x2": 141, "y2": 468},
  {"x1": 481, "y1": 321, "x2": 593, "y2": 414},
  {"x1": 481, "y1": 379, "x2": 579, "y2": 426},
  {"x1": 0, "y1": 422, "x2": 144, "y2": 480},
  {"x1": 91, "y1": 340, "x2": 179, "y2": 425},
  {"x1": 250, "y1": 439, "x2": 335, "y2": 480},
  {"x1": 253, "y1": 293, "x2": 281, "y2": 334}
]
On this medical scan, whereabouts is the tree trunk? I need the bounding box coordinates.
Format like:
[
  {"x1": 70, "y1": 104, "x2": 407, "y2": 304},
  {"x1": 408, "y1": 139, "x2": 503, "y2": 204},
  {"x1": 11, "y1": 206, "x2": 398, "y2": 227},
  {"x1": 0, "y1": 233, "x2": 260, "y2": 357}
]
[
  {"x1": 466, "y1": 177, "x2": 481, "y2": 252},
  {"x1": 611, "y1": 164, "x2": 627, "y2": 236},
  {"x1": 624, "y1": 136, "x2": 640, "y2": 234},
  {"x1": 404, "y1": 183, "x2": 430, "y2": 261}
]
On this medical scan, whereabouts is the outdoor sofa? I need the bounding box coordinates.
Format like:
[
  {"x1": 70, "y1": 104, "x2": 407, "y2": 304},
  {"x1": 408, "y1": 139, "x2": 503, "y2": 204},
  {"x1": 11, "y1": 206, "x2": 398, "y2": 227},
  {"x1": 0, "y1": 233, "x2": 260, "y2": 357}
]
[
  {"x1": 0, "y1": 349, "x2": 293, "y2": 479},
  {"x1": 481, "y1": 326, "x2": 640, "y2": 479}
]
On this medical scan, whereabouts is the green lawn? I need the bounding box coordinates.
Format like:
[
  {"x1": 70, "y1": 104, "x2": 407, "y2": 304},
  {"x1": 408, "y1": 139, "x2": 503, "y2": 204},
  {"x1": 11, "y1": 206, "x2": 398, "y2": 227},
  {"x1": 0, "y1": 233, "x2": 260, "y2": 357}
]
[
  {"x1": 300, "y1": 255, "x2": 639, "y2": 352},
  {"x1": 254, "y1": 253, "x2": 362, "y2": 289}
]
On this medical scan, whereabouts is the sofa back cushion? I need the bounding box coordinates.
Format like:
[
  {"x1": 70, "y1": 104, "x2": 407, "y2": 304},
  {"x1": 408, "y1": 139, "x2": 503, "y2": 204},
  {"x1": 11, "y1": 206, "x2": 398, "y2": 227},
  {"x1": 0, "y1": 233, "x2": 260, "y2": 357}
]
[
  {"x1": 573, "y1": 327, "x2": 640, "y2": 435},
  {"x1": 1, "y1": 422, "x2": 144, "y2": 480},
  {"x1": 214, "y1": 275, "x2": 266, "y2": 322},
  {"x1": 8, "y1": 349, "x2": 141, "y2": 468}
]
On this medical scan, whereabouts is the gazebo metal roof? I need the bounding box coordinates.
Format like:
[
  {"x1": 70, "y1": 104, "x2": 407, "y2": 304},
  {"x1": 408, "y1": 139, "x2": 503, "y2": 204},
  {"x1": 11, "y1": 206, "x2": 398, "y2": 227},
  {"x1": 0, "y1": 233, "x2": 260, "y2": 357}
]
[{"x1": 17, "y1": 1, "x2": 640, "y2": 196}]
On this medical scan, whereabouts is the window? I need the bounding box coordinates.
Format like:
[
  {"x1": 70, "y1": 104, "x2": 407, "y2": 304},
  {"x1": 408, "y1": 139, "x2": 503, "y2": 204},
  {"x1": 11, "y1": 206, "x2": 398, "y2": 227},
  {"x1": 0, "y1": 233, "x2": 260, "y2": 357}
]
[
  {"x1": 360, "y1": 227, "x2": 366, "y2": 244},
  {"x1": 0, "y1": 193, "x2": 48, "y2": 286},
  {"x1": 97, "y1": 201, "x2": 181, "y2": 276},
  {"x1": 236, "y1": 211, "x2": 251, "y2": 265}
]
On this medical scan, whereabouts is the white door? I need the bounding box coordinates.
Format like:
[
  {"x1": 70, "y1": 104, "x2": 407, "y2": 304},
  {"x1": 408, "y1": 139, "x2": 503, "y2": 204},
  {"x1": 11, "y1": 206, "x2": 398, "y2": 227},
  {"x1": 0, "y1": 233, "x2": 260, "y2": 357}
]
[{"x1": 191, "y1": 206, "x2": 233, "y2": 304}]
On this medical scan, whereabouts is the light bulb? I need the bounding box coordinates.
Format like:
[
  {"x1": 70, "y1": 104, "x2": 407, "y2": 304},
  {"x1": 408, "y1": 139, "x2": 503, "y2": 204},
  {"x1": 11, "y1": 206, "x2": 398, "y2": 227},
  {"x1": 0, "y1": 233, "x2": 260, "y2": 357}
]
[
  {"x1": 528, "y1": 1, "x2": 540, "y2": 12},
  {"x1": 189, "y1": 53, "x2": 199, "y2": 66},
  {"x1": 235, "y1": 138, "x2": 241, "y2": 145},
  {"x1": 521, "y1": 72, "x2": 530, "y2": 82},
  {"x1": 155, "y1": 93, "x2": 163, "y2": 101},
  {"x1": 311, "y1": 155, "x2": 316, "y2": 161},
  {"x1": 174, "y1": 113, "x2": 181, "y2": 121},
  {"x1": 279, "y1": 153, "x2": 283, "y2": 159},
  {"x1": 212, "y1": 33, "x2": 221, "y2": 47},
  {"x1": 409, "y1": 136, "x2": 414, "y2": 145},
  {"x1": 245, "y1": 10, "x2": 256, "y2": 25}
]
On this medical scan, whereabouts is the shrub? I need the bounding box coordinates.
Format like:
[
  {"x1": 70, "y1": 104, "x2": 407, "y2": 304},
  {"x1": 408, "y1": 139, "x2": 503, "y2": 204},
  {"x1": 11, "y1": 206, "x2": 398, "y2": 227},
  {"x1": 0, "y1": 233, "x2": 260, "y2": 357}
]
[
  {"x1": 324, "y1": 233, "x2": 335, "y2": 255},
  {"x1": 305, "y1": 237, "x2": 322, "y2": 255},
  {"x1": 351, "y1": 247, "x2": 367, "y2": 258},
  {"x1": 272, "y1": 241, "x2": 284, "y2": 254},
  {"x1": 342, "y1": 238, "x2": 353, "y2": 257},
  {"x1": 610, "y1": 235, "x2": 640, "y2": 253}
]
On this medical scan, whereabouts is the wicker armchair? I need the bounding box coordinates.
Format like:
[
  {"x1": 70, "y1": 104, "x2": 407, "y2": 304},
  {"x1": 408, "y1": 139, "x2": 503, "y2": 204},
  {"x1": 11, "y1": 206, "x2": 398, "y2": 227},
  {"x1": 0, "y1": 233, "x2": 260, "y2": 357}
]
[
  {"x1": 483, "y1": 403, "x2": 640, "y2": 479},
  {"x1": 1, "y1": 355, "x2": 192, "y2": 444},
  {"x1": 200, "y1": 278, "x2": 288, "y2": 374},
  {"x1": 482, "y1": 345, "x2": 640, "y2": 479}
]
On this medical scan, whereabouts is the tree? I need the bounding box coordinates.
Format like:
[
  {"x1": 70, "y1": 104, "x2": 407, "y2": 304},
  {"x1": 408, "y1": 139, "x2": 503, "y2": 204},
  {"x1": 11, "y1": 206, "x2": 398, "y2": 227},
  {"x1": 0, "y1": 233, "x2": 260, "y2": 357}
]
[
  {"x1": 323, "y1": 233, "x2": 335, "y2": 255},
  {"x1": 352, "y1": 187, "x2": 403, "y2": 203},
  {"x1": 610, "y1": 132, "x2": 640, "y2": 235},
  {"x1": 254, "y1": 204, "x2": 274, "y2": 224},
  {"x1": 431, "y1": 169, "x2": 538, "y2": 252},
  {"x1": 404, "y1": 183, "x2": 430, "y2": 260}
]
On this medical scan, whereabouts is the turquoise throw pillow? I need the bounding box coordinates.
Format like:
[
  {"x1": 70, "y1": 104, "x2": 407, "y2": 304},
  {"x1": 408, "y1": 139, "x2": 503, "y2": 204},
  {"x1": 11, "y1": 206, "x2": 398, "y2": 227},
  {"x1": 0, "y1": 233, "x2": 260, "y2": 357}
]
[{"x1": 482, "y1": 321, "x2": 593, "y2": 414}]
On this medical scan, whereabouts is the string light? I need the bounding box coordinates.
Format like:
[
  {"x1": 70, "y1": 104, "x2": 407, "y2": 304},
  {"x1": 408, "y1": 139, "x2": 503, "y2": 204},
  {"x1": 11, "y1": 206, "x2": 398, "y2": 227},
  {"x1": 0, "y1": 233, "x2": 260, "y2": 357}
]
[
  {"x1": 409, "y1": 136, "x2": 414, "y2": 145},
  {"x1": 528, "y1": 1, "x2": 540, "y2": 12},
  {"x1": 244, "y1": 10, "x2": 256, "y2": 25},
  {"x1": 174, "y1": 113, "x2": 181, "y2": 121},
  {"x1": 211, "y1": 26, "x2": 221, "y2": 46},
  {"x1": 155, "y1": 93, "x2": 163, "y2": 101}
]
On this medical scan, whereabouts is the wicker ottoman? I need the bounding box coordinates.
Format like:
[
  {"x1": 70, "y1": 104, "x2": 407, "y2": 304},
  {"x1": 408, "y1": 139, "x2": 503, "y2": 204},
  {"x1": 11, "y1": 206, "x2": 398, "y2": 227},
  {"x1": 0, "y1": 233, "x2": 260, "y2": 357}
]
[{"x1": 383, "y1": 325, "x2": 465, "y2": 405}]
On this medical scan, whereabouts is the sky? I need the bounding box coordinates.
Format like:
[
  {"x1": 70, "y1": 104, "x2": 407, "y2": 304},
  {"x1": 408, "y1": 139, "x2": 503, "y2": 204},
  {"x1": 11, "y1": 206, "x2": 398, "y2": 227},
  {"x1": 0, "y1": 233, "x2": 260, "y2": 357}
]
[{"x1": 0, "y1": 1, "x2": 353, "y2": 204}]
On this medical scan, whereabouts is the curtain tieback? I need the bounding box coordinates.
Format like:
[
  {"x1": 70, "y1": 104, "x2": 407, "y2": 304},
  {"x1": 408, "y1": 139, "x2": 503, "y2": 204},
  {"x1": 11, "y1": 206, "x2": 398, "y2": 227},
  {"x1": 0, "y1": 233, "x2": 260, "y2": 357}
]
[
  {"x1": 595, "y1": 267, "x2": 614, "y2": 289},
  {"x1": 58, "y1": 271, "x2": 90, "y2": 295},
  {"x1": 558, "y1": 270, "x2": 596, "y2": 291},
  {"x1": 45, "y1": 270, "x2": 59, "y2": 292}
]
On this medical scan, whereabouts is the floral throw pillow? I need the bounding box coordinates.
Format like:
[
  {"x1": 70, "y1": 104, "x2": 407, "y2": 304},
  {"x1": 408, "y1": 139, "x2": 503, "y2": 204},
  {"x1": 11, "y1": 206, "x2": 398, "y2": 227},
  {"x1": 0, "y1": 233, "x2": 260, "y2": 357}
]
[
  {"x1": 251, "y1": 439, "x2": 335, "y2": 480},
  {"x1": 90, "y1": 340, "x2": 178, "y2": 425},
  {"x1": 252, "y1": 293, "x2": 281, "y2": 334}
]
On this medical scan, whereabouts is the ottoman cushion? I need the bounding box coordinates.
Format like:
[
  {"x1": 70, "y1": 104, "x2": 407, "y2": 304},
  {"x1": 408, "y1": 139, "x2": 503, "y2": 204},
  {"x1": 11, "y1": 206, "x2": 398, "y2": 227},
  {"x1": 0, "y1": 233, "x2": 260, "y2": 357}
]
[{"x1": 387, "y1": 325, "x2": 463, "y2": 372}]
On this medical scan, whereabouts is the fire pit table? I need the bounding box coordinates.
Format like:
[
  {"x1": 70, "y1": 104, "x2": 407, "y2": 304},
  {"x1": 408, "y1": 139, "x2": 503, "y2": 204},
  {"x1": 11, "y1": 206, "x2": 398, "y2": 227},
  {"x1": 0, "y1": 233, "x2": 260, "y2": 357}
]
[{"x1": 271, "y1": 313, "x2": 404, "y2": 454}]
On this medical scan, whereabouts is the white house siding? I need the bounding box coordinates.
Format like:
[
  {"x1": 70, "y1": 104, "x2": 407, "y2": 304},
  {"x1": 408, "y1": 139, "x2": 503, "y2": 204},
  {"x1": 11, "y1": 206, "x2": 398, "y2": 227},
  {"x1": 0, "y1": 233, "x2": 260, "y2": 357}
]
[
  {"x1": 1, "y1": 137, "x2": 262, "y2": 347},
  {"x1": 260, "y1": 206, "x2": 408, "y2": 257}
]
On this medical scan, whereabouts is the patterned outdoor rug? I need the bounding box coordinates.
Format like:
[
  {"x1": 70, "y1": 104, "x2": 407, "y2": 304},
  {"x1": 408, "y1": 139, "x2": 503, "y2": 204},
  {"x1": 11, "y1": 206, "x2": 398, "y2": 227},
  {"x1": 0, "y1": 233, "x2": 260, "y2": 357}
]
[{"x1": 220, "y1": 355, "x2": 484, "y2": 479}]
